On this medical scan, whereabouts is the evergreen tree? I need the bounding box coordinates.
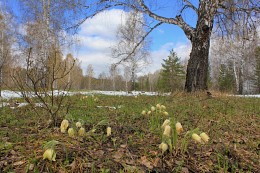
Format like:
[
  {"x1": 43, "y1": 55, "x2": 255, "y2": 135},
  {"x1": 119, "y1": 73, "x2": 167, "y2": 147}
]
[
  {"x1": 218, "y1": 62, "x2": 236, "y2": 92},
  {"x1": 160, "y1": 50, "x2": 185, "y2": 92}
]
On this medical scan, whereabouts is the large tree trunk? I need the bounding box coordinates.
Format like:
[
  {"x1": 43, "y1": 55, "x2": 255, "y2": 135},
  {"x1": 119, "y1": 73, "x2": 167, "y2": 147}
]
[{"x1": 185, "y1": 35, "x2": 210, "y2": 92}]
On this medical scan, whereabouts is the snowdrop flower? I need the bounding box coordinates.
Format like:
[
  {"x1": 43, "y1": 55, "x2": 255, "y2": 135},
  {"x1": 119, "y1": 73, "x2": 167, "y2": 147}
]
[
  {"x1": 43, "y1": 149, "x2": 56, "y2": 161},
  {"x1": 151, "y1": 106, "x2": 156, "y2": 112},
  {"x1": 200, "y1": 132, "x2": 209, "y2": 143},
  {"x1": 78, "y1": 127, "x2": 86, "y2": 136},
  {"x1": 163, "y1": 125, "x2": 171, "y2": 137},
  {"x1": 175, "y1": 122, "x2": 183, "y2": 134},
  {"x1": 141, "y1": 110, "x2": 146, "y2": 115},
  {"x1": 163, "y1": 111, "x2": 169, "y2": 116},
  {"x1": 161, "y1": 105, "x2": 166, "y2": 110},
  {"x1": 107, "y1": 127, "x2": 112, "y2": 137},
  {"x1": 147, "y1": 111, "x2": 151, "y2": 115},
  {"x1": 60, "y1": 119, "x2": 69, "y2": 133},
  {"x1": 161, "y1": 119, "x2": 171, "y2": 129},
  {"x1": 76, "y1": 122, "x2": 82, "y2": 128},
  {"x1": 159, "y1": 142, "x2": 168, "y2": 153},
  {"x1": 156, "y1": 104, "x2": 161, "y2": 109},
  {"x1": 192, "y1": 133, "x2": 202, "y2": 143},
  {"x1": 68, "y1": 128, "x2": 75, "y2": 137}
]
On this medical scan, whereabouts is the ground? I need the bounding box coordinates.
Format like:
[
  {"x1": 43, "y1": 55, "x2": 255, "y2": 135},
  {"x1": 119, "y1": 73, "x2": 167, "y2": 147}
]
[{"x1": 0, "y1": 92, "x2": 259, "y2": 173}]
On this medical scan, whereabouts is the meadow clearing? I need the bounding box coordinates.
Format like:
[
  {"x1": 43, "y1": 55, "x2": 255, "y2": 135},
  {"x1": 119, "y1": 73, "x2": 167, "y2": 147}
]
[{"x1": 0, "y1": 92, "x2": 259, "y2": 173}]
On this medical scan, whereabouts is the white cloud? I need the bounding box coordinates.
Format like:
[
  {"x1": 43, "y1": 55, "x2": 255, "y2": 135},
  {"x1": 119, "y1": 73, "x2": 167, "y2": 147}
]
[
  {"x1": 79, "y1": 9, "x2": 128, "y2": 39},
  {"x1": 76, "y1": 9, "x2": 191, "y2": 77}
]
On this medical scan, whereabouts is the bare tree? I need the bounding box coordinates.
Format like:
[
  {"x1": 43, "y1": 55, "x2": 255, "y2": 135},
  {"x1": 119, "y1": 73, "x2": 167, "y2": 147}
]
[
  {"x1": 86, "y1": 64, "x2": 94, "y2": 90},
  {"x1": 12, "y1": 47, "x2": 75, "y2": 126},
  {"x1": 111, "y1": 10, "x2": 150, "y2": 91},
  {"x1": 0, "y1": 5, "x2": 16, "y2": 96},
  {"x1": 123, "y1": 66, "x2": 131, "y2": 92},
  {"x1": 78, "y1": 0, "x2": 259, "y2": 92}
]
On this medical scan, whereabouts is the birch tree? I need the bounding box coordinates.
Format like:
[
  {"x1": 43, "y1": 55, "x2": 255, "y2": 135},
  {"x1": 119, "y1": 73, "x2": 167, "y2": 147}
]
[{"x1": 111, "y1": 10, "x2": 150, "y2": 91}]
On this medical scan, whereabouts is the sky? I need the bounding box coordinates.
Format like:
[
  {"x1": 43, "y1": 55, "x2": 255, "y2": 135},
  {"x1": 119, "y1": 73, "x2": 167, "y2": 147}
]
[{"x1": 4, "y1": 0, "x2": 193, "y2": 77}]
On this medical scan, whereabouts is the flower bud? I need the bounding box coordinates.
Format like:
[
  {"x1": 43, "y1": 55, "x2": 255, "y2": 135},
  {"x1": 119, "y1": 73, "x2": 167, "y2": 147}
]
[
  {"x1": 78, "y1": 127, "x2": 86, "y2": 136},
  {"x1": 43, "y1": 149, "x2": 56, "y2": 161},
  {"x1": 163, "y1": 111, "x2": 169, "y2": 116},
  {"x1": 175, "y1": 122, "x2": 183, "y2": 134},
  {"x1": 141, "y1": 110, "x2": 146, "y2": 115},
  {"x1": 76, "y1": 122, "x2": 82, "y2": 128},
  {"x1": 147, "y1": 111, "x2": 151, "y2": 115},
  {"x1": 163, "y1": 125, "x2": 171, "y2": 137},
  {"x1": 200, "y1": 132, "x2": 209, "y2": 143},
  {"x1": 192, "y1": 133, "x2": 202, "y2": 143},
  {"x1": 151, "y1": 106, "x2": 155, "y2": 112},
  {"x1": 60, "y1": 119, "x2": 69, "y2": 133},
  {"x1": 159, "y1": 142, "x2": 168, "y2": 153},
  {"x1": 161, "y1": 105, "x2": 166, "y2": 110},
  {"x1": 68, "y1": 128, "x2": 75, "y2": 137},
  {"x1": 156, "y1": 104, "x2": 161, "y2": 109},
  {"x1": 107, "y1": 127, "x2": 112, "y2": 137},
  {"x1": 161, "y1": 119, "x2": 171, "y2": 129}
]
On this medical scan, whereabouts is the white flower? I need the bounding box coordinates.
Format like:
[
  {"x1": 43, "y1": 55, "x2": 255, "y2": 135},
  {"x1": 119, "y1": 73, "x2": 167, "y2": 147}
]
[
  {"x1": 107, "y1": 127, "x2": 112, "y2": 137},
  {"x1": 163, "y1": 111, "x2": 169, "y2": 116},
  {"x1": 76, "y1": 122, "x2": 82, "y2": 128},
  {"x1": 43, "y1": 149, "x2": 56, "y2": 161},
  {"x1": 68, "y1": 128, "x2": 75, "y2": 137},
  {"x1": 163, "y1": 125, "x2": 171, "y2": 137},
  {"x1": 192, "y1": 133, "x2": 202, "y2": 143},
  {"x1": 161, "y1": 105, "x2": 166, "y2": 110},
  {"x1": 200, "y1": 132, "x2": 209, "y2": 143},
  {"x1": 175, "y1": 122, "x2": 183, "y2": 134},
  {"x1": 159, "y1": 142, "x2": 168, "y2": 153},
  {"x1": 141, "y1": 110, "x2": 146, "y2": 115},
  {"x1": 78, "y1": 127, "x2": 86, "y2": 136},
  {"x1": 156, "y1": 104, "x2": 161, "y2": 109},
  {"x1": 151, "y1": 106, "x2": 156, "y2": 112},
  {"x1": 60, "y1": 119, "x2": 69, "y2": 133},
  {"x1": 161, "y1": 119, "x2": 171, "y2": 129},
  {"x1": 147, "y1": 111, "x2": 151, "y2": 115}
]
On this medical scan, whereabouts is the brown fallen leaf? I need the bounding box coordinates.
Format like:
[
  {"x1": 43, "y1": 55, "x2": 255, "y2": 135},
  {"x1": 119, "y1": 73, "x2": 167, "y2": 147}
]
[
  {"x1": 140, "y1": 156, "x2": 153, "y2": 169},
  {"x1": 13, "y1": 160, "x2": 26, "y2": 166}
]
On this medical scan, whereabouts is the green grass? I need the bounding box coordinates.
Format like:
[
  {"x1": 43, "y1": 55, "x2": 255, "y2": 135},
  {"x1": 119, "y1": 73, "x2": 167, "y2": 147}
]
[{"x1": 0, "y1": 92, "x2": 259, "y2": 172}]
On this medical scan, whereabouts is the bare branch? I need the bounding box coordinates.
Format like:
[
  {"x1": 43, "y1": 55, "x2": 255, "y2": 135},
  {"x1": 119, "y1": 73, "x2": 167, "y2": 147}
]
[{"x1": 137, "y1": 0, "x2": 195, "y2": 39}]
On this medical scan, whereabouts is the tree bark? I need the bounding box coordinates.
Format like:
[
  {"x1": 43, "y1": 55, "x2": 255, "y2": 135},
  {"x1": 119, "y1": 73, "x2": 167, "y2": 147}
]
[{"x1": 185, "y1": 32, "x2": 210, "y2": 92}]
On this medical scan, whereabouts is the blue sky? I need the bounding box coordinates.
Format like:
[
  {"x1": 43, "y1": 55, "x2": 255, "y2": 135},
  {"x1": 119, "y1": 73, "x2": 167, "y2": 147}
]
[{"x1": 4, "y1": 0, "x2": 193, "y2": 76}]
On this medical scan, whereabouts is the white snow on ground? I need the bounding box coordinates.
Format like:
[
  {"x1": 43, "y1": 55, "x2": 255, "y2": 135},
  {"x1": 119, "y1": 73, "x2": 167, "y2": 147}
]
[
  {"x1": 0, "y1": 90, "x2": 168, "y2": 100},
  {"x1": 0, "y1": 90, "x2": 259, "y2": 100}
]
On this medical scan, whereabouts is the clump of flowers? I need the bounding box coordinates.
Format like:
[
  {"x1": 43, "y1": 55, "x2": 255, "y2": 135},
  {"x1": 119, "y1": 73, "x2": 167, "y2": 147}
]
[
  {"x1": 60, "y1": 119, "x2": 69, "y2": 133},
  {"x1": 191, "y1": 132, "x2": 209, "y2": 144},
  {"x1": 160, "y1": 119, "x2": 184, "y2": 152}
]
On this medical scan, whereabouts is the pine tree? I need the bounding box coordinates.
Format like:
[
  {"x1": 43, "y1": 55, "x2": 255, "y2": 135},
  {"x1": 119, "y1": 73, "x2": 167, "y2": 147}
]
[
  {"x1": 218, "y1": 62, "x2": 236, "y2": 92},
  {"x1": 160, "y1": 50, "x2": 185, "y2": 92}
]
